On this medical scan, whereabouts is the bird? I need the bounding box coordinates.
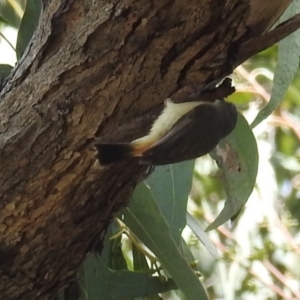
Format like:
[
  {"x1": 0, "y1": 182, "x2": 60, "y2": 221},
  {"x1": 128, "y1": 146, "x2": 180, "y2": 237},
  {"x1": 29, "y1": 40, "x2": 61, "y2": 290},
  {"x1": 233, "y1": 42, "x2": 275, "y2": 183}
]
[{"x1": 94, "y1": 98, "x2": 237, "y2": 166}]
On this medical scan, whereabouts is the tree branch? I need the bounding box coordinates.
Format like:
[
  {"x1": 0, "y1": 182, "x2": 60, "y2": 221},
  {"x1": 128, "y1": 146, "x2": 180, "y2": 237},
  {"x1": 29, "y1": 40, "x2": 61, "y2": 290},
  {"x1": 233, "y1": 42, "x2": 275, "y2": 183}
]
[{"x1": 237, "y1": 12, "x2": 300, "y2": 65}]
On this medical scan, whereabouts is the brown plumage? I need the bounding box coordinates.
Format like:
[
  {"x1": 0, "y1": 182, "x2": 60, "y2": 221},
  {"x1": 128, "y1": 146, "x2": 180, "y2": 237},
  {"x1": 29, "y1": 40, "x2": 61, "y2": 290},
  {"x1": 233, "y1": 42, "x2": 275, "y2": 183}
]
[{"x1": 95, "y1": 99, "x2": 237, "y2": 166}]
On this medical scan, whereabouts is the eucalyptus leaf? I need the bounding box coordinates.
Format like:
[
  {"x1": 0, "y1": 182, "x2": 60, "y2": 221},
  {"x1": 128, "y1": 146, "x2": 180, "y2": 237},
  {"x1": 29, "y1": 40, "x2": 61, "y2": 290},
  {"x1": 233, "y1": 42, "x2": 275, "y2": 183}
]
[
  {"x1": 0, "y1": 0, "x2": 23, "y2": 28},
  {"x1": 146, "y1": 161, "x2": 195, "y2": 245},
  {"x1": 207, "y1": 113, "x2": 258, "y2": 230},
  {"x1": 186, "y1": 212, "x2": 219, "y2": 257},
  {"x1": 132, "y1": 243, "x2": 150, "y2": 273},
  {"x1": 0, "y1": 15, "x2": 9, "y2": 24},
  {"x1": 251, "y1": 1, "x2": 300, "y2": 128},
  {"x1": 180, "y1": 238, "x2": 197, "y2": 268},
  {"x1": 123, "y1": 183, "x2": 208, "y2": 300},
  {"x1": 78, "y1": 232, "x2": 110, "y2": 300},
  {"x1": 143, "y1": 295, "x2": 163, "y2": 300},
  {"x1": 0, "y1": 64, "x2": 13, "y2": 82},
  {"x1": 109, "y1": 234, "x2": 127, "y2": 271},
  {"x1": 16, "y1": 0, "x2": 42, "y2": 59},
  {"x1": 107, "y1": 270, "x2": 176, "y2": 299}
]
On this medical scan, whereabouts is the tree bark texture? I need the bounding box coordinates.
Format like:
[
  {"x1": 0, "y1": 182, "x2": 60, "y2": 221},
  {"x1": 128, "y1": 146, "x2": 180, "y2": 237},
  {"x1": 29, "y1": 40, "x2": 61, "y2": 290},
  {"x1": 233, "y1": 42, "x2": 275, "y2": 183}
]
[{"x1": 0, "y1": 0, "x2": 293, "y2": 299}]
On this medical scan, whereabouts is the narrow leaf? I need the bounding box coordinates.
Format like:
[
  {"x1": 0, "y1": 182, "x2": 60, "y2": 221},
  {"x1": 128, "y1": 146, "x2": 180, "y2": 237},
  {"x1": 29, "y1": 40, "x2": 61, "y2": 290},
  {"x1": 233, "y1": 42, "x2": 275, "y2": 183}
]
[
  {"x1": 0, "y1": 0, "x2": 23, "y2": 28},
  {"x1": 16, "y1": 0, "x2": 42, "y2": 59},
  {"x1": 146, "y1": 161, "x2": 195, "y2": 245},
  {"x1": 207, "y1": 113, "x2": 258, "y2": 230},
  {"x1": 180, "y1": 238, "x2": 197, "y2": 267},
  {"x1": 132, "y1": 243, "x2": 150, "y2": 273},
  {"x1": 251, "y1": 1, "x2": 300, "y2": 128},
  {"x1": 107, "y1": 270, "x2": 176, "y2": 299},
  {"x1": 109, "y1": 234, "x2": 127, "y2": 271},
  {"x1": 186, "y1": 212, "x2": 219, "y2": 258},
  {"x1": 143, "y1": 295, "x2": 163, "y2": 300},
  {"x1": 123, "y1": 183, "x2": 209, "y2": 300},
  {"x1": 0, "y1": 64, "x2": 13, "y2": 82},
  {"x1": 78, "y1": 232, "x2": 110, "y2": 300},
  {"x1": 0, "y1": 15, "x2": 9, "y2": 24}
]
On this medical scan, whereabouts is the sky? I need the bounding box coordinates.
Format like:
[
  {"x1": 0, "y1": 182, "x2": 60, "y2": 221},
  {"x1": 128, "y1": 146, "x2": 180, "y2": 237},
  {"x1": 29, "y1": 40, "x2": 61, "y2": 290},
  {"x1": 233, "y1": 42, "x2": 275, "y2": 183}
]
[{"x1": 0, "y1": 26, "x2": 17, "y2": 65}]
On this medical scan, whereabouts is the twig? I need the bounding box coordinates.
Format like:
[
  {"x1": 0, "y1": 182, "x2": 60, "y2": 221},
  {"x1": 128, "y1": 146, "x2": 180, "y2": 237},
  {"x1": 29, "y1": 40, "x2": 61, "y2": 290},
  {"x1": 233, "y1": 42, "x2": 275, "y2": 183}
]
[
  {"x1": 203, "y1": 214, "x2": 298, "y2": 299},
  {"x1": 235, "y1": 65, "x2": 270, "y2": 101},
  {"x1": 237, "y1": 13, "x2": 300, "y2": 66},
  {"x1": 264, "y1": 260, "x2": 300, "y2": 299}
]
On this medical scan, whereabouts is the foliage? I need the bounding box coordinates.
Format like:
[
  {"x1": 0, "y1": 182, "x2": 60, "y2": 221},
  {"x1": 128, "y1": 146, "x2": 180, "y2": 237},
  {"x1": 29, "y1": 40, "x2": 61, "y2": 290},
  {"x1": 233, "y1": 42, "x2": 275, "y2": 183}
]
[
  {"x1": 0, "y1": 0, "x2": 39, "y2": 78},
  {"x1": 1, "y1": 1, "x2": 300, "y2": 300}
]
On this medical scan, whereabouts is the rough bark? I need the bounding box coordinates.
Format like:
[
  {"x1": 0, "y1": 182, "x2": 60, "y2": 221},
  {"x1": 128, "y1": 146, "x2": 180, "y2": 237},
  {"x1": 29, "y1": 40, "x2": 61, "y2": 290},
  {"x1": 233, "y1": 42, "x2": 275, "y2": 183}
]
[{"x1": 0, "y1": 0, "x2": 294, "y2": 299}]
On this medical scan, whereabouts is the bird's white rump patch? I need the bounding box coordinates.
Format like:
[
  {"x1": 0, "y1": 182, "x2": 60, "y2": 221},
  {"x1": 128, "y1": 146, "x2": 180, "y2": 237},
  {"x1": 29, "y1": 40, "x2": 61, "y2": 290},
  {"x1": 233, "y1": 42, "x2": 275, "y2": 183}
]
[{"x1": 132, "y1": 99, "x2": 203, "y2": 154}]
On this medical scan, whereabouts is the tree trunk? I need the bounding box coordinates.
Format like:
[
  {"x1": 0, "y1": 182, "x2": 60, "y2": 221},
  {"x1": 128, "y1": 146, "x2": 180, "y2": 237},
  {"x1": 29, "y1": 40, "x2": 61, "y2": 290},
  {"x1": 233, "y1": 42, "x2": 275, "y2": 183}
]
[{"x1": 0, "y1": 0, "x2": 294, "y2": 299}]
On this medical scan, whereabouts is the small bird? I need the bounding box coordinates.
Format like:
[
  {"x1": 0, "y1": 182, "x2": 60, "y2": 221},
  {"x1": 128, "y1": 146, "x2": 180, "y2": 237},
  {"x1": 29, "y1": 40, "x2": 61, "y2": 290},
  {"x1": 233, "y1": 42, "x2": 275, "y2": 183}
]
[{"x1": 95, "y1": 98, "x2": 237, "y2": 166}]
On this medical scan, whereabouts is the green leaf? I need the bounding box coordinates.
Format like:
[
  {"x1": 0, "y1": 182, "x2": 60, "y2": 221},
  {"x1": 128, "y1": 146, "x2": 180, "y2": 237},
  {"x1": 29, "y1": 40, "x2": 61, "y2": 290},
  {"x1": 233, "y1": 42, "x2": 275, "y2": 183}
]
[
  {"x1": 132, "y1": 243, "x2": 150, "y2": 273},
  {"x1": 107, "y1": 270, "x2": 176, "y2": 299},
  {"x1": 186, "y1": 212, "x2": 219, "y2": 257},
  {"x1": 207, "y1": 113, "x2": 258, "y2": 230},
  {"x1": 79, "y1": 237, "x2": 175, "y2": 300},
  {"x1": 0, "y1": 15, "x2": 9, "y2": 24},
  {"x1": 123, "y1": 183, "x2": 209, "y2": 300},
  {"x1": 146, "y1": 161, "x2": 195, "y2": 245},
  {"x1": 109, "y1": 234, "x2": 128, "y2": 271},
  {"x1": 143, "y1": 295, "x2": 162, "y2": 300},
  {"x1": 0, "y1": 64, "x2": 13, "y2": 82},
  {"x1": 78, "y1": 231, "x2": 110, "y2": 300},
  {"x1": 108, "y1": 221, "x2": 128, "y2": 271},
  {"x1": 16, "y1": 0, "x2": 42, "y2": 59},
  {"x1": 180, "y1": 238, "x2": 197, "y2": 267},
  {"x1": 0, "y1": 0, "x2": 23, "y2": 28},
  {"x1": 251, "y1": 1, "x2": 300, "y2": 128}
]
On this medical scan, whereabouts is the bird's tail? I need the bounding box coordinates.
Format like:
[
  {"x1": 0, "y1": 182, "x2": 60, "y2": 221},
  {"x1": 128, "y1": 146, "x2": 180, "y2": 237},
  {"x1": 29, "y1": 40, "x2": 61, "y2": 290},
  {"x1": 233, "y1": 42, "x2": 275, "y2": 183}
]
[{"x1": 95, "y1": 143, "x2": 134, "y2": 165}]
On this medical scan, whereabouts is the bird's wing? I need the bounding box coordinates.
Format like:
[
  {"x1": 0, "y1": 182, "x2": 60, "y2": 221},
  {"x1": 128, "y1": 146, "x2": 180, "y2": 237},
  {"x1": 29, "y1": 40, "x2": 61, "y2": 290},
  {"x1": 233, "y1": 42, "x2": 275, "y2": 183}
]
[{"x1": 140, "y1": 103, "x2": 225, "y2": 165}]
